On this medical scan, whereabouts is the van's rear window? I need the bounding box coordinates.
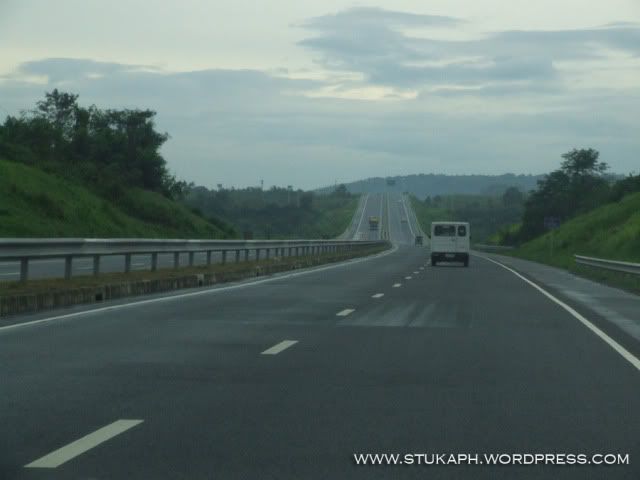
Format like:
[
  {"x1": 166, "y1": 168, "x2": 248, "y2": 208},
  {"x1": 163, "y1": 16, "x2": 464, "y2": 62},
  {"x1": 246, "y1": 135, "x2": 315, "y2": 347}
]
[
  {"x1": 434, "y1": 225, "x2": 456, "y2": 236},
  {"x1": 458, "y1": 225, "x2": 467, "y2": 236}
]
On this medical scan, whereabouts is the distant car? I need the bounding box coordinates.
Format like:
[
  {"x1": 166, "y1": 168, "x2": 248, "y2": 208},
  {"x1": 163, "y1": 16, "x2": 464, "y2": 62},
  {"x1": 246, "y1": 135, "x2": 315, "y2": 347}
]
[
  {"x1": 429, "y1": 221, "x2": 470, "y2": 267},
  {"x1": 415, "y1": 235, "x2": 423, "y2": 246}
]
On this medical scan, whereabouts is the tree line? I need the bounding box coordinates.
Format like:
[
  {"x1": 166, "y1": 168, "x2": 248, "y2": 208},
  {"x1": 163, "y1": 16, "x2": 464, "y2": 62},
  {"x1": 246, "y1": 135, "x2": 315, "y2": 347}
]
[
  {"x1": 0, "y1": 90, "x2": 189, "y2": 200},
  {"x1": 185, "y1": 184, "x2": 354, "y2": 238},
  {"x1": 501, "y1": 148, "x2": 640, "y2": 245}
]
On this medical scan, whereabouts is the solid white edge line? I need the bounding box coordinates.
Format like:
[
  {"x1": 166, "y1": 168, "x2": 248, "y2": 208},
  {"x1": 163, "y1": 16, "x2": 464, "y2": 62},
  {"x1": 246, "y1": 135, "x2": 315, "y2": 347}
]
[
  {"x1": 354, "y1": 193, "x2": 370, "y2": 234},
  {"x1": 401, "y1": 195, "x2": 416, "y2": 238},
  {"x1": 336, "y1": 308, "x2": 355, "y2": 317},
  {"x1": 261, "y1": 340, "x2": 298, "y2": 355},
  {"x1": 477, "y1": 254, "x2": 640, "y2": 373},
  {"x1": 24, "y1": 419, "x2": 143, "y2": 468},
  {"x1": 0, "y1": 244, "x2": 399, "y2": 333}
]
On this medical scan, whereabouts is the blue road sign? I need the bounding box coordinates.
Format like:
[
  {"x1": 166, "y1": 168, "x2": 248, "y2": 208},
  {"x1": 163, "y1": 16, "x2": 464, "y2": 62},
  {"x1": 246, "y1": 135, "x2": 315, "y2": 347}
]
[{"x1": 544, "y1": 216, "x2": 561, "y2": 230}]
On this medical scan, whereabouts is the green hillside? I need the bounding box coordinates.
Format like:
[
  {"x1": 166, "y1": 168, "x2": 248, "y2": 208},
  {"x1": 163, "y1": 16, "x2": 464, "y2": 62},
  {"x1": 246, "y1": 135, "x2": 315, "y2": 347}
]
[
  {"x1": 511, "y1": 191, "x2": 640, "y2": 268},
  {"x1": 0, "y1": 158, "x2": 234, "y2": 238}
]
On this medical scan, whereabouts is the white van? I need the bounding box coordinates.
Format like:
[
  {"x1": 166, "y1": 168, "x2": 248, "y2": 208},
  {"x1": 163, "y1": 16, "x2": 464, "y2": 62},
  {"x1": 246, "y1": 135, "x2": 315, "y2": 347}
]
[{"x1": 429, "y1": 222, "x2": 470, "y2": 267}]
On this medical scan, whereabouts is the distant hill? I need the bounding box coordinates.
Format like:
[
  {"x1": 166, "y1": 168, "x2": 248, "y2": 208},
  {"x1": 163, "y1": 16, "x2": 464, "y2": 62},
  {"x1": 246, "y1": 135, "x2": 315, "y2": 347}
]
[{"x1": 317, "y1": 174, "x2": 544, "y2": 197}]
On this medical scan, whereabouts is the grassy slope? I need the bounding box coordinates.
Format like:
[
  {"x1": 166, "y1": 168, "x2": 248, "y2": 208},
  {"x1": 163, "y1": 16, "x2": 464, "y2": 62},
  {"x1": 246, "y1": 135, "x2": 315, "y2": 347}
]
[
  {"x1": 512, "y1": 192, "x2": 640, "y2": 267},
  {"x1": 0, "y1": 158, "x2": 230, "y2": 238},
  {"x1": 508, "y1": 192, "x2": 640, "y2": 294}
]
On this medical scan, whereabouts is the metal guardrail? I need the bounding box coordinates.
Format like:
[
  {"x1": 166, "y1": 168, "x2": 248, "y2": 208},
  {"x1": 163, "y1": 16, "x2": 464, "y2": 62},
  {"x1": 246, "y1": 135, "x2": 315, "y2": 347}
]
[
  {"x1": 0, "y1": 238, "x2": 387, "y2": 282},
  {"x1": 473, "y1": 244, "x2": 516, "y2": 252},
  {"x1": 574, "y1": 255, "x2": 640, "y2": 276}
]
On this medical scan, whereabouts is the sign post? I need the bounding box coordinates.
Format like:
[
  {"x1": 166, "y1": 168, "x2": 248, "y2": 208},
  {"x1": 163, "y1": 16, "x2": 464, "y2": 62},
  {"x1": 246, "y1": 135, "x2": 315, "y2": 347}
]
[{"x1": 543, "y1": 216, "x2": 561, "y2": 258}]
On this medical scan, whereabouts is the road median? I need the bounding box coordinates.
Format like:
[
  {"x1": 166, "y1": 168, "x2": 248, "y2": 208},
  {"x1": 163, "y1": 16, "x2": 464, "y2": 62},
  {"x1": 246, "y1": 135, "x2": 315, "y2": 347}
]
[{"x1": 0, "y1": 244, "x2": 390, "y2": 318}]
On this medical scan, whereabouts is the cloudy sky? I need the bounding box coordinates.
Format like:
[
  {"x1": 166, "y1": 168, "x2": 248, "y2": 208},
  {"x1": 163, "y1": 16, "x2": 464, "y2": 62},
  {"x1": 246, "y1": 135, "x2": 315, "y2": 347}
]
[{"x1": 1, "y1": 0, "x2": 639, "y2": 189}]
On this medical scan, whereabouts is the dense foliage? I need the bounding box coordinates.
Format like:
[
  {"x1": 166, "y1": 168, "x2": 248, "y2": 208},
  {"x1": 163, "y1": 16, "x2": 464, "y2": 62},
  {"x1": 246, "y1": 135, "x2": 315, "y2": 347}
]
[
  {"x1": 515, "y1": 149, "x2": 639, "y2": 243},
  {"x1": 411, "y1": 187, "x2": 526, "y2": 243},
  {"x1": 185, "y1": 184, "x2": 357, "y2": 239},
  {"x1": 0, "y1": 90, "x2": 189, "y2": 200}
]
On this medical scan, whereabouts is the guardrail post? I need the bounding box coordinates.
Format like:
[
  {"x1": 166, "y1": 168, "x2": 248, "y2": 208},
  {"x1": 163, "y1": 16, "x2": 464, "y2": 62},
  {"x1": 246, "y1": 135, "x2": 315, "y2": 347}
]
[
  {"x1": 20, "y1": 258, "x2": 29, "y2": 282},
  {"x1": 235, "y1": 250, "x2": 240, "y2": 263},
  {"x1": 173, "y1": 252, "x2": 180, "y2": 269},
  {"x1": 256, "y1": 249, "x2": 261, "y2": 261},
  {"x1": 151, "y1": 253, "x2": 158, "y2": 272},
  {"x1": 188, "y1": 252, "x2": 195, "y2": 267},
  {"x1": 93, "y1": 255, "x2": 100, "y2": 276},
  {"x1": 124, "y1": 253, "x2": 132, "y2": 273},
  {"x1": 64, "y1": 256, "x2": 72, "y2": 280},
  {"x1": 206, "y1": 251, "x2": 212, "y2": 266},
  {"x1": 265, "y1": 248, "x2": 270, "y2": 260},
  {"x1": 221, "y1": 250, "x2": 227, "y2": 264},
  {"x1": 244, "y1": 250, "x2": 249, "y2": 262}
]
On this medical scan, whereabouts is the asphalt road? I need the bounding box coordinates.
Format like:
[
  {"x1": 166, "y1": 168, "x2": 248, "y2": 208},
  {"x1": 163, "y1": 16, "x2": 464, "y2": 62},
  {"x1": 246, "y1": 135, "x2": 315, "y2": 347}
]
[{"x1": 2, "y1": 192, "x2": 639, "y2": 479}]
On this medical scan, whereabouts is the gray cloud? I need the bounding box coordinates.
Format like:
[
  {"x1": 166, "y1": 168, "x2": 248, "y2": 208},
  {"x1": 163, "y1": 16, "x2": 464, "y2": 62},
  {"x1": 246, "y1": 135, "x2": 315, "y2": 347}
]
[
  {"x1": 0, "y1": 20, "x2": 638, "y2": 189},
  {"x1": 298, "y1": 9, "x2": 640, "y2": 92},
  {"x1": 299, "y1": 7, "x2": 461, "y2": 31}
]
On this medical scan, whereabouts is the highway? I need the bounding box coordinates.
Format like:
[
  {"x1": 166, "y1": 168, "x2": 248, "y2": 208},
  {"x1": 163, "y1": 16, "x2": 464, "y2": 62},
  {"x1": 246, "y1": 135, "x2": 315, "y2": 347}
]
[{"x1": 1, "y1": 192, "x2": 639, "y2": 479}]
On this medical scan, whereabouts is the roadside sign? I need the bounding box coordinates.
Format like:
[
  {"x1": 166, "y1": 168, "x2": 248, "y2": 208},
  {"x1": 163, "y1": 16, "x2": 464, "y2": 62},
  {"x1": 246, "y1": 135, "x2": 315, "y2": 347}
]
[{"x1": 544, "y1": 216, "x2": 561, "y2": 230}]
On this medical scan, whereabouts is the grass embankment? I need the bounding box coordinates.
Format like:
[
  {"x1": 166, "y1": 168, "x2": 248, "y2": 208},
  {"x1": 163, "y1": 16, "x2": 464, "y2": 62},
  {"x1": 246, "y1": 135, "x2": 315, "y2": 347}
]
[
  {"x1": 507, "y1": 192, "x2": 640, "y2": 294},
  {"x1": 0, "y1": 158, "x2": 233, "y2": 238}
]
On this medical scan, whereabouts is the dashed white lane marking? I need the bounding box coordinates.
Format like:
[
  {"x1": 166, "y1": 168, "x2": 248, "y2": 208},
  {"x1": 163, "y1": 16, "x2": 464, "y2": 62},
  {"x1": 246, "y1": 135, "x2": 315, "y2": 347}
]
[
  {"x1": 336, "y1": 308, "x2": 356, "y2": 317},
  {"x1": 405, "y1": 276, "x2": 412, "y2": 280},
  {"x1": 419, "y1": 267, "x2": 425, "y2": 270},
  {"x1": 261, "y1": 340, "x2": 298, "y2": 355},
  {"x1": 371, "y1": 293, "x2": 384, "y2": 299},
  {"x1": 393, "y1": 283, "x2": 402, "y2": 288},
  {"x1": 478, "y1": 255, "x2": 640, "y2": 373},
  {"x1": 25, "y1": 419, "x2": 143, "y2": 469},
  {"x1": 413, "y1": 271, "x2": 419, "y2": 274}
]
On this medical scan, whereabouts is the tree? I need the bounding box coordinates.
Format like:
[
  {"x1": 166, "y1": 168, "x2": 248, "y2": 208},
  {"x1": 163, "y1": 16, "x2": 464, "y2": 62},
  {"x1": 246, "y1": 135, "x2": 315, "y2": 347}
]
[
  {"x1": 560, "y1": 148, "x2": 608, "y2": 177},
  {"x1": 517, "y1": 148, "x2": 610, "y2": 242},
  {"x1": 1, "y1": 91, "x2": 177, "y2": 197},
  {"x1": 300, "y1": 192, "x2": 314, "y2": 210},
  {"x1": 502, "y1": 187, "x2": 524, "y2": 206},
  {"x1": 334, "y1": 184, "x2": 348, "y2": 197}
]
